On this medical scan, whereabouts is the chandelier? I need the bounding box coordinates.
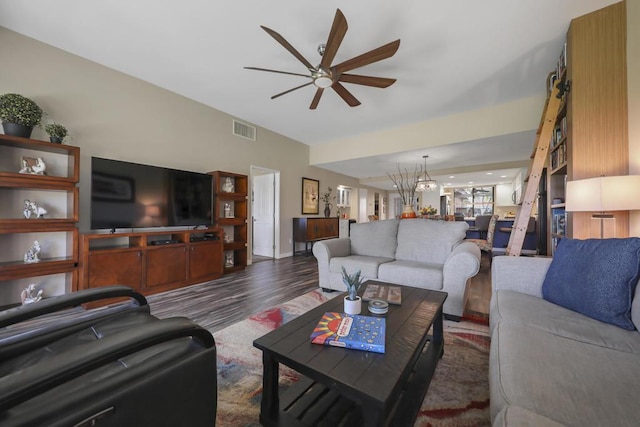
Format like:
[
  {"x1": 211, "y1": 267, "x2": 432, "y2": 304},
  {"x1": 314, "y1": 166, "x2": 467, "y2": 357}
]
[{"x1": 416, "y1": 155, "x2": 437, "y2": 192}]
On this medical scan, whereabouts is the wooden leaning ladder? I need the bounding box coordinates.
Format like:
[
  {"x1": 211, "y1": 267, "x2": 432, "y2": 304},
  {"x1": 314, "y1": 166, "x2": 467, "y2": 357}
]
[{"x1": 506, "y1": 79, "x2": 563, "y2": 256}]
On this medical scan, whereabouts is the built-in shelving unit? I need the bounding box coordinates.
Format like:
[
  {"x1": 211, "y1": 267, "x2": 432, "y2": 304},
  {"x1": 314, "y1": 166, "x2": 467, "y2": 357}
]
[
  {"x1": 0, "y1": 134, "x2": 79, "y2": 302},
  {"x1": 546, "y1": 1, "x2": 628, "y2": 254},
  {"x1": 209, "y1": 171, "x2": 248, "y2": 273}
]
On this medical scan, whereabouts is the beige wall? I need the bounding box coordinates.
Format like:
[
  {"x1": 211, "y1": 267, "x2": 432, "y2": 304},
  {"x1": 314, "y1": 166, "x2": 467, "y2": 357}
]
[
  {"x1": 628, "y1": 0, "x2": 640, "y2": 236},
  {"x1": 0, "y1": 27, "x2": 379, "y2": 270}
]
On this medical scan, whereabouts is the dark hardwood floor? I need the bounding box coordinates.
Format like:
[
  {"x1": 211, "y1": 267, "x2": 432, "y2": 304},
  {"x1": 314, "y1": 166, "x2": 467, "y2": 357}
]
[{"x1": 148, "y1": 254, "x2": 492, "y2": 333}]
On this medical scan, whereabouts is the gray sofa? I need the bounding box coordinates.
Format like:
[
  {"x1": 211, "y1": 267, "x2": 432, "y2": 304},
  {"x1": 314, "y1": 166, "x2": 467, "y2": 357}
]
[
  {"x1": 312, "y1": 218, "x2": 481, "y2": 318},
  {"x1": 490, "y1": 255, "x2": 640, "y2": 426}
]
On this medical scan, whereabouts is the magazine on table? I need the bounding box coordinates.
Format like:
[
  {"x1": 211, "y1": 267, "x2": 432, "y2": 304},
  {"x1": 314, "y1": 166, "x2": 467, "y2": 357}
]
[
  {"x1": 362, "y1": 283, "x2": 402, "y2": 305},
  {"x1": 310, "y1": 312, "x2": 385, "y2": 354}
]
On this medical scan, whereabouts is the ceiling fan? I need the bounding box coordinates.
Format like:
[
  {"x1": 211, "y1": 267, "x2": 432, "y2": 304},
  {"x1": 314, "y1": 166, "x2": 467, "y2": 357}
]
[{"x1": 244, "y1": 9, "x2": 400, "y2": 109}]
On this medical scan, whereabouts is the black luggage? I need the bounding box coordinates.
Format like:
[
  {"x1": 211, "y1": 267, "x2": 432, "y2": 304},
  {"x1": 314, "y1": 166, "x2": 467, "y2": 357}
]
[{"x1": 0, "y1": 286, "x2": 217, "y2": 427}]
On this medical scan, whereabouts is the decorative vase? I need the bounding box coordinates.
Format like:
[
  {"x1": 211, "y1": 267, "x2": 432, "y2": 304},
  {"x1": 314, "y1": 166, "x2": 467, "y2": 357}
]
[
  {"x1": 2, "y1": 122, "x2": 33, "y2": 138},
  {"x1": 324, "y1": 204, "x2": 331, "y2": 218},
  {"x1": 401, "y1": 205, "x2": 417, "y2": 219},
  {"x1": 49, "y1": 136, "x2": 62, "y2": 144},
  {"x1": 343, "y1": 296, "x2": 362, "y2": 315}
]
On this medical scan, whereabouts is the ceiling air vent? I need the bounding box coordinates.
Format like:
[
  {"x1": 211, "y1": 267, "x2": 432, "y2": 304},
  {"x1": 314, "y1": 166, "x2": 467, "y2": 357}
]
[{"x1": 233, "y1": 120, "x2": 256, "y2": 141}]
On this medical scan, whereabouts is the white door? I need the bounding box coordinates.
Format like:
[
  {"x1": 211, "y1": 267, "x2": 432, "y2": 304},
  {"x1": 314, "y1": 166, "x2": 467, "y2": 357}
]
[
  {"x1": 358, "y1": 188, "x2": 368, "y2": 223},
  {"x1": 253, "y1": 173, "x2": 275, "y2": 257}
]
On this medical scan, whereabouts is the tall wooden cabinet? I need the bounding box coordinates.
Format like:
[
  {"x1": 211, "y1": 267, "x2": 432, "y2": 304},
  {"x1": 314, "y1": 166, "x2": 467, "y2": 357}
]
[
  {"x1": 0, "y1": 134, "x2": 79, "y2": 303},
  {"x1": 209, "y1": 171, "x2": 248, "y2": 273},
  {"x1": 547, "y1": 1, "x2": 628, "y2": 253}
]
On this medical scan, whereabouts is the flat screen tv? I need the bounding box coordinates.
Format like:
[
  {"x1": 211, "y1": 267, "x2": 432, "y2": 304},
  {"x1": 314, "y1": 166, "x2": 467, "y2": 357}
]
[{"x1": 90, "y1": 157, "x2": 212, "y2": 230}]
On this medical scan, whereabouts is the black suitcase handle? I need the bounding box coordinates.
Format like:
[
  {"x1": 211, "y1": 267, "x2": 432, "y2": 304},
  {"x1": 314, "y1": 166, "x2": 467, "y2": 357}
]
[
  {"x1": 0, "y1": 317, "x2": 214, "y2": 412},
  {"x1": 0, "y1": 286, "x2": 147, "y2": 329}
]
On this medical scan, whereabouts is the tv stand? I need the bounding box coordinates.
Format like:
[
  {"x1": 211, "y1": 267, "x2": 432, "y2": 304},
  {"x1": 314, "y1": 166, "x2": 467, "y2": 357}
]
[{"x1": 78, "y1": 228, "x2": 223, "y2": 296}]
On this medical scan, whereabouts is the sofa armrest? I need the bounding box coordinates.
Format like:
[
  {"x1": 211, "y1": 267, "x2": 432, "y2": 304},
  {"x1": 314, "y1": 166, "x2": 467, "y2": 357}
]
[
  {"x1": 491, "y1": 255, "x2": 553, "y2": 298},
  {"x1": 312, "y1": 238, "x2": 351, "y2": 288},
  {"x1": 442, "y1": 241, "x2": 481, "y2": 317}
]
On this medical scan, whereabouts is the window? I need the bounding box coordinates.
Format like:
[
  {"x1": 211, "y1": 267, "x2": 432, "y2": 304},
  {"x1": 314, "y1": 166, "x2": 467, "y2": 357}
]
[{"x1": 453, "y1": 187, "x2": 494, "y2": 218}]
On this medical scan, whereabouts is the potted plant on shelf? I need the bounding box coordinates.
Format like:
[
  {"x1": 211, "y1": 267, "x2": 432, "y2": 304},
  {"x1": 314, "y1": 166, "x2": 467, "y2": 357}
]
[
  {"x1": 387, "y1": 164, "x2": 421, "y2": 218},
  {"x1": 321, "y1": 186, "x2": 335, "y2": 218},
  {"x1": 0, "y1": 93, "x2": 43, "y2": 138},
  {"x1": 341, "y1": 266, "x2": 364, "y2": 314},
  {"x1": 44, "y1": 122, "x2": 68, "y2": 144}
]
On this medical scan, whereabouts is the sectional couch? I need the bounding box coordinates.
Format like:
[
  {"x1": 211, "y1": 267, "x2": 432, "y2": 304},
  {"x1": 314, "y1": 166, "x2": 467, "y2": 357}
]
[
  {"x1": 490, "y1": 238, "x2": 640, "y2": 426},
  {"x1": 312, "y1": 218, "x2": 481, "y2": 318}
]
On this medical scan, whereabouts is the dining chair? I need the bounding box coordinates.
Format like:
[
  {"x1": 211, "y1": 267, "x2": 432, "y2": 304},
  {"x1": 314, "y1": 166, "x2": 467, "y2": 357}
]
[{"x1": 467, "y1": 214, "x2": 499, "y2": 254}]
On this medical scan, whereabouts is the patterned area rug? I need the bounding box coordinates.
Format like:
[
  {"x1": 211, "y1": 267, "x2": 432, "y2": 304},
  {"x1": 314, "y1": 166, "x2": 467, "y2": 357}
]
[{"x1": 214, "y1": 289, "x2": 490, "y2": 426}]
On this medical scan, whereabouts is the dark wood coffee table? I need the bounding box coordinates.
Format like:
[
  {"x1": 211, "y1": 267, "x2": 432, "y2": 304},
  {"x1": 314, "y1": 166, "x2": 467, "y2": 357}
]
[{"x1": 253, "y1": 281, "x2": 447, "y2": 426}]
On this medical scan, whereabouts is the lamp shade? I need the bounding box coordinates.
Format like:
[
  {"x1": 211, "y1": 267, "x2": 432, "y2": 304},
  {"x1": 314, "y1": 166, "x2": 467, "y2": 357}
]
[
  {"x1": 565, "y1": 176, "x2": 640, "y2": 212},
  {"x1": 145, "y1": 205, "x2": 161, "y2": 217}
]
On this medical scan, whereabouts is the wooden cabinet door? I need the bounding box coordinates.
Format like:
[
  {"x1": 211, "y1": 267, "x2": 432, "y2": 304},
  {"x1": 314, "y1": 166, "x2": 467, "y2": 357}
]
[
  {"x1": 88, "y1": 250, "x2": 143, "y2": 290},
  {"x1": 306, "y1": 219, "x2": 322, "y2": 240},
  {"x1": 189, "y1": 242, "x2": 223, "y2": 281},
  {"x1": 146, "y1": 246, "x2": 187, "y2": 288},
  {"x1": 323, "y1": 218, "x2": 338, "y2": 237}
]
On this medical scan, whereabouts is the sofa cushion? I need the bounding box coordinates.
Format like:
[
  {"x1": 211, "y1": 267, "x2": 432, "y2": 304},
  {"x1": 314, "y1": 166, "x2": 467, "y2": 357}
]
[
  {"x1": 490, "y1": 322, "x2": 640, "y2": 426},
  {"x1": 542, "y1": 237, "x2": 640, "y2": 330},
  {"x1": 491, "y1": 290, "x2": 640, "y2": 354},
  {"x1": 349, "y1": 218, "x2": 399, "y2": 258},
  {"x1": 378, "y1": 260, "x2": 444, "y2": 290},
  {"x1": 395, "y1": 219, "x2": 468, "y2": 264},
  {"x1": 329, "y1": 255, "x2": 394, "y2": 279}
]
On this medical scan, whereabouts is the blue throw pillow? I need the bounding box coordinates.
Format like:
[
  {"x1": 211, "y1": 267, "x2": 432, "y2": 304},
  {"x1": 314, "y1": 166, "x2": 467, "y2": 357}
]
[{"x1": 542, "y1": 237, "x2": 640, "y2": 330}]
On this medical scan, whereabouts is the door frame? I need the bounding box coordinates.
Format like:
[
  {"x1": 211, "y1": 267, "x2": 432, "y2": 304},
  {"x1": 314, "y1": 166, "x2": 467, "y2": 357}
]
[{"x1": 249, "y1": 165, "x2": 281, "y2": 263}]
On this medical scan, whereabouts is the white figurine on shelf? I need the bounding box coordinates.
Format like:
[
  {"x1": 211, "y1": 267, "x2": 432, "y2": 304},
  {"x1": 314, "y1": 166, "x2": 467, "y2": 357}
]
[
  {"x1": 24, "y1": 240, "x2": 41, "y2": 264},
  {"x1": 225, "y1": 252, "x2": 234, "y2": 268},
  {"x1": 223, "y1": 233, "x2": 231, "y2": 243},
  {"x1": 19, "y1": 159, "x2": 32, "y2": 174},
  {"x1": 21, "y1": 283, "x2": 43, "y2": 305},
  {"x1": 23, "y1": 200, "x2": 32, "y2": 219},
  {"x1": 29, "y1": 201, "x2": 47, "y2": 218},
  {"x1": 222, "y1": 177, "x2": 234, "y2": 193},
  {"x1": 224, "y1": 203, "x2": 233, "y2": 218},
  {"x1": 23, "y1": 200, "x2": 47, "y2": 219},
  {"x1": 31, "y1": 157, "x2": 47, "y2": 175}
]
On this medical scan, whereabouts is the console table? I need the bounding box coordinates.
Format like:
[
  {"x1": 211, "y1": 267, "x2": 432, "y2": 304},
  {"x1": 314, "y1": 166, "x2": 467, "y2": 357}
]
[{"x1": 292, "y1": 217, "x2": 339, "y2": 256}]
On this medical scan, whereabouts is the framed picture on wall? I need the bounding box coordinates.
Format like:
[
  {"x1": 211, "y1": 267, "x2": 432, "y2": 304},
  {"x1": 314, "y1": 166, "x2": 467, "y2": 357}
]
[{"x1": 301, "y1": 177, "x2": 319, "y2": 215}]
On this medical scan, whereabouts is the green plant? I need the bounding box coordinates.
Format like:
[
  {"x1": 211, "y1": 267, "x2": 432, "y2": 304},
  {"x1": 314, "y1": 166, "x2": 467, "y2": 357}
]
[
  {"x1": 44, "y1": 122, "x2": 68, "y2": 139},
  {"x1": 320, "y1": 187, "x2": 335, "y2": 205},
  {"x1": 341, "y1": 266, "x2": 364, "y2": 301},
  {"x1": 0, "y1": 93, "x2": 43, "y2": 127}
]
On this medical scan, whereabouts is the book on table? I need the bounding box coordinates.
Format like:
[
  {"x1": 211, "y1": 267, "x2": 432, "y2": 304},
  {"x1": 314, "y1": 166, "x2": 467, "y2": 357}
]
[
  {"x1": 310, "y1": 312, "x2": 385, "y2": 354},
  {"x1": 362, "y1": 283, "x2": 402, "y2": 305}
]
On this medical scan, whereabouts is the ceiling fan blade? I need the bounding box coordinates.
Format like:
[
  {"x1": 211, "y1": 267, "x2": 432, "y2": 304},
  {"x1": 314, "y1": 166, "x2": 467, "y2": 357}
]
[
  {"x1": 339, "y1": 74, "x2": 396, "y2": 88},
  {"x1": 244, "y1": 67, "x2": 312, "y2": 79},
  {"x1": 334, "y1": 39, "x2": 401, "y2": 74},
  {"x1": 331, "y1": 82, "x2": 361, "y2": 107},
  {"x1": 320, "y1": 9, "x2": 348, "y2": 68},
  {"x1": 260, "y1": 25, "x2": 314, "y2": 70},
  {"x1": 271, "y1": 81, "x2": 314, "y2": 100},
  {"x1": 310, "y1": 88, "x2": 324, "y2": 110}
]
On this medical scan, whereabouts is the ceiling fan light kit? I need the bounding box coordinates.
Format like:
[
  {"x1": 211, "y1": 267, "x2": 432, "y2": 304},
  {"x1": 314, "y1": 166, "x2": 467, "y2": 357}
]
[{"x1": 245, "y1": 8, "x2": 400, "y2": 109}]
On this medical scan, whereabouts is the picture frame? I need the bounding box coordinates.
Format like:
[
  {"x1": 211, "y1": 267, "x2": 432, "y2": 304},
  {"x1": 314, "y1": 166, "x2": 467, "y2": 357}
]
[
  {"x1": 301, "y1": 177, "x2": 319, "y2": 215},
  {"x1": 92, "y1": 172, "x2": 135, "y2": 202}
]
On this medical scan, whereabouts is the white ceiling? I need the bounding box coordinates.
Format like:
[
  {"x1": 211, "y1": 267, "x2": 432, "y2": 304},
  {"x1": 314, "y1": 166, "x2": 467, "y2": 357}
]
[{"x1": 0, "y1": 0, "x2": 619, "y2": 189}]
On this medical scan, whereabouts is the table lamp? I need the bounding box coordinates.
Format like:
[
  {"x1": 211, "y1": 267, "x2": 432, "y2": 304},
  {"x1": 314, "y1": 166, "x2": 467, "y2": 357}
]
[{"x1": 565, "y1": 175, "x2": 640, "y2": 238}]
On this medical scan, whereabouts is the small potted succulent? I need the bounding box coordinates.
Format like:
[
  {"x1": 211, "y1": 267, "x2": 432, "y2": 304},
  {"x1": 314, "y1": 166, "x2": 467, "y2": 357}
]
[
  {"x1": 341, "y1": 266, "x2": 364, "y2": 314},
  {"x1": 0, "y1": 93, "x2": 43, "y2": 138},
  {"x1": 44, "y1": 122, "x2": 68, "y2": 144}
]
